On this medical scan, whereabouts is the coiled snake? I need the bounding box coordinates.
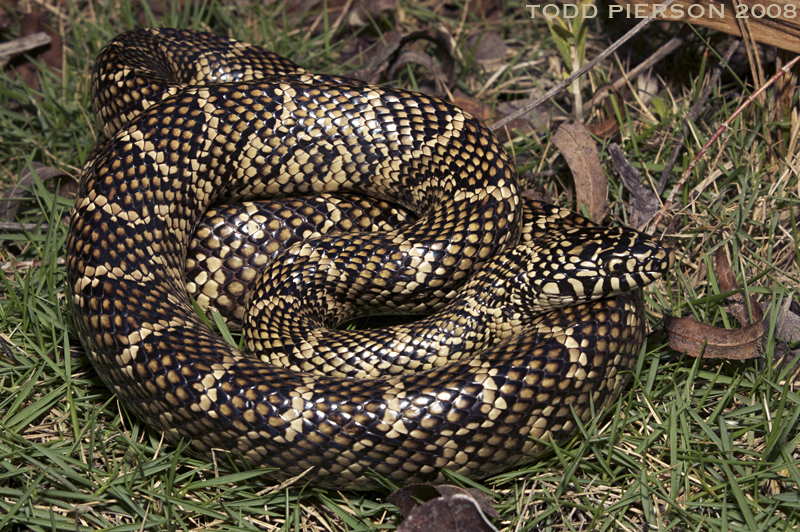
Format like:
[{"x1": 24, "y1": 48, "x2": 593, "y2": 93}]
[{"x1": 67, "y1": 28, "x2": 673, "y2": 488}]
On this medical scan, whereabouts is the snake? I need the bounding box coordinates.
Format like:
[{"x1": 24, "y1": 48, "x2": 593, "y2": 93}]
[{"x1": 66, "y1": 28, "x2": 673, "y2": 488}]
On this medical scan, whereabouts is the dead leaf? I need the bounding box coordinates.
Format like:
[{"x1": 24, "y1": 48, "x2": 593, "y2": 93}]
[
  {"x1": 347, "y1": 28, "x2": 455, "y2": 94},
  {"x1": 466, "y1": 32, "x2": 506, "y2": 62},
  {"x1": 0, "y1": 162, "x2": 75, "y2": 221},
  {"x1": 496, "y1": 98, "x2": 555, "y2": 136},
  {"x1": 551, "y1": 121, "x2": 607, "y2": 222},
  {"x1": 613, "y1": 0, "x2": 800, "y2": 54},
  {"x1": 664, "y1": 315, "x2": 764, "y2": 359},
  {"x1": 434, "y1": 0, "x2": 502, "y2": 19},
  {"x1": 452, "y1": 90, "x2": 536, "y2": 142},
  {"x1": 347, "y1": 0, "x2": 396, "y2": 27},
  {"x1": 586, "y1": 117, "x2": 619, "y2": 139},
  {"x1": 6, "y1": 11, "x2": 62, "y2": 93},
  {"x1": 452, "y1": 89, "x2": 492, "y2": 120},
  {"x1": 386, "y1": 50, "x2": 451, "y2": 98},
  {"x1": 773, "y1": 295, "x2": 800, "y2": 343},
  {"x1": 763, "y1": 294, "x2": 800, "y2": 379},
  {"x1": 608, "y1": 143, "x2": 661, "y2": 230},
  {"x1": 389, "y1": 484, "x2": 499, "y2": 532},
  {"x1": 388, "y1": 484, "x2": 499, "y2": 519},
  {"x1": 716, "y1": 248, "x2": 764, "y2": 326},
  {"x1": 585, "y1": 84, "x2": 624, "y2": 139},
  {"x1": 0, "y1": 32, "x2": 50, "y2": 67},
  {"x1": 664, "y1": 249, "x2": 763, "y2": 359}
]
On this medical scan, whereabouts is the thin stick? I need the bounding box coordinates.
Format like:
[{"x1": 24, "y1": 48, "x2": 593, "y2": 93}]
[
  {"x1": 489, "y1": 0, "x2": 676, "y2": 132},
  {"x1": 586, "y1": 33, "x2": 686, "y2": 111},
  {"x1": 649, "y1": 54, "x2": 800, "y2": 234},
  {"x1": 656, "y1": 39, "x2": 741, "y2": 195}
]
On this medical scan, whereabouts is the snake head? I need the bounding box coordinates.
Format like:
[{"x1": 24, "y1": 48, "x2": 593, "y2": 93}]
[{"x1": 509, "y1": 225, "x2": 674, "y2": 313}]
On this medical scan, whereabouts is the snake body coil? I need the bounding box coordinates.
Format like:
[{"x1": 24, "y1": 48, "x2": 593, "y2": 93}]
[{"x1": 67, "y1": 29, "x2": 673, "y2": 488}]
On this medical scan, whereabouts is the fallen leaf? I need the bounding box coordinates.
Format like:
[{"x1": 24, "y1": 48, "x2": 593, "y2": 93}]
[
  {"x1": 613, "y1": 0, "x2": 800, "y2": 54},
  {"x1": 452, "y1": 89, "x2": 492, "y2": 120},
  {"x1": 551, "y1": 121, "x2": 607, "y2": 222},
  {"x1": 6, "y1": 11, "x2": 62, "y2": 93},
  {"x1": 664, "y1": 249, "x2": 763, "y2": 359},
  {"x1": 389, "y1": 484, "x2": 500, "y2": 532},
  {"x1": 664, "y1": 315, "x2": 763, "y2": 359},
  {"x1": 496, "y1": 98, "x2": 555, "y2": 136},
  {"x1": 453, "y1": 90, "x2": 536, "y2": 142},
  {"x1": 716, "y1": 248, "x2": 764, "y2": 326},
  {"x1": 347, "y1": 28, "x2": 455, "y2": 94},
  {"x1": 763, "y1": 294, "x2": 800, "y2": 379},
  {"x1": 586, "y1": 116, "x2": 619, "y2": 139},
  {"x1": 347, "y1": 0, "x2": 396, "y2": 27},
  {"x1": 388, "y1": 484, "x2": 500, "y2": 519},
  {"x1": 608, "y1": 143, "x2": 661, "y2": 229},
  {"x1": 466, "y1": 32, "x2": 506, "y2": 62},
  {"x1": 0, "y1": 162, "x2": 75, "y2": 222},
  {"x1": 386, "y1": 50, "x2": 451, "y2": 98},
  {"x1": 0, "y1": 32, "x2": 50, "y2": 67}
]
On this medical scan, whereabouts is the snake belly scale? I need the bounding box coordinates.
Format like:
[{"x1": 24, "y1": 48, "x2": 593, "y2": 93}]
[{"x1": 67, "y1": 28, "x2": 673, "y2": 488}]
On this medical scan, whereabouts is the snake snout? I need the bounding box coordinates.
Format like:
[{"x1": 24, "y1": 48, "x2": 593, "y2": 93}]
[{"x1": 589, "y1": 230, "x2": 673, "y2": 290}]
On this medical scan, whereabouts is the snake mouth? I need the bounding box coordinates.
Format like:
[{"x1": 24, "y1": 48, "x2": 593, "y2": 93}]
[{"x1": 604, "y1": 241, "x2": 674, "y2": 278}]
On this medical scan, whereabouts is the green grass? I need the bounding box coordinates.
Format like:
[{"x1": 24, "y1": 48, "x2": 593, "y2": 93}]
[{"x1": 1, "y1": 0, "x2": 799, "y2": 530}]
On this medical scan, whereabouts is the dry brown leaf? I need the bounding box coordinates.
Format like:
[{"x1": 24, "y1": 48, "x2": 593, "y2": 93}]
[
  {"x1": 389, "y1": 484, "x2": 499, "y2": 532},
  {"x1": 7, "y1": 11, "x2": 62, "y2": 92},
  {"x1": 0, "y1": 162, "x2": 75, "y2": 221},
  {"x1": 452, "y1": 89, "x2": 492, "y2": 120},
  {"x1": 586, "y1": 116, "x2": 619, "y2": 139},
  {"x1": 613, "y1": 0, "x2": 800, "y2": 53},
  {"x1": 347, "y1": 28, "x2": 454, "y2": 93},
  {"x1": 347, "y1": 0, "x2": 396, "y2": 27},
  {"x1": 585, "y1": 85, "x2": 625, "y2": 139},
  {"x1": 453, "y1": 90, "x2": 535, "y2": 142},
  {"x1": 774, "y1": 295, "x2": 800, "y2": 343},
  {"x1": 466, "y1": 32, "x2": 506, "y2": 62},
  {"x1": 665, "y1": 249, "x2": 763, "y2": 359},
  {"x1": 664, "y1": 315, "x2": 763, "y2": 359},
  {"x1": 551, "y1": 121, "x2": 607, "y2": 222},
  {"x1": 386, "y1": 50, "x2": 451, "y2": 98},
  {"x1": 388, "y1": 484, "x2": 499, "y2": 519},
  {"x1": 608, "y1": 143, "x2": 661, "y2": 229},
  {"x1": 764, "y1": 294, "x2": 800, "y2": 377}
]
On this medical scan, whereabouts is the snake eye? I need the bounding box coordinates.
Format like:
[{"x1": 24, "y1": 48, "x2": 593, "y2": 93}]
[{"x1": 608, "y1": 258, "x2": 624, "y2": 273}]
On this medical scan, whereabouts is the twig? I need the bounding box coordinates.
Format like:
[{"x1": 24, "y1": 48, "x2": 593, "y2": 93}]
[
  {"x1": 587, "y1": 32, "x2": 686, "y2": 111},
  {"x1": 0, "y1": 221, "x2": 50, "y2": 231},
  {"x1": 489, "y1": 0, "x2": 676, "y2": 132},
  {"x1": 1, "y1": 257, "x2": 65, "y2": 273},
  {"x1": 649, "y1": 53, "x2": 800, "y2": 234},
  {"x1": 0, "y1": 32, "x2": 51, "y2": 67},
  {"x1": 656, "y1": 39, "x2": 741, "y2": 195}
]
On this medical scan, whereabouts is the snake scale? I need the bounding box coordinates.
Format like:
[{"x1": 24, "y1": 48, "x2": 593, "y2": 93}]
[{"x1": 66, "y1": 28, "x2": 673, "y2": 488}]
